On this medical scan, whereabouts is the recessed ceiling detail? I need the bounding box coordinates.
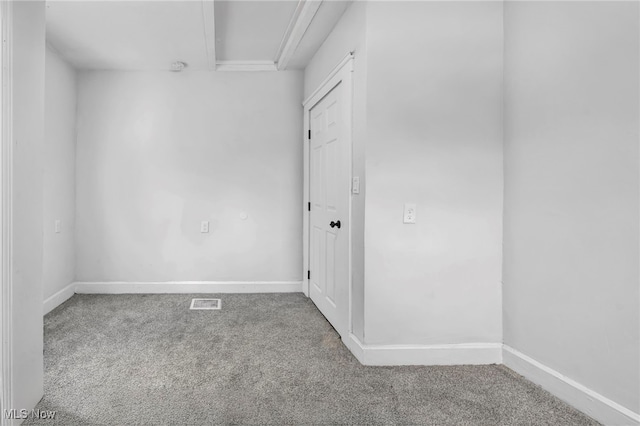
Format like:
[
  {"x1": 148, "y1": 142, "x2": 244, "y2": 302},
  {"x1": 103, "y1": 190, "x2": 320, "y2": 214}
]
[
  {"x1": 202, "y1": 0, "x2": 217, "y2": 71},
  {"x1": 46, "y1": 0, "x2": 352, "y2": 72},
  {"x1": 216, "y1": 60, "x2": 277, "y2": 72},
  {"x1": 274, "y1": 0, "x2": 322, "y2": 70},
  {"x1": 214, "y1": 1, "x2": 297, "y2": 62}
]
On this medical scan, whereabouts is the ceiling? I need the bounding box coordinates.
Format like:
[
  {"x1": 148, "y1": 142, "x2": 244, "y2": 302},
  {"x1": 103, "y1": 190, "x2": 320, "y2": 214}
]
[
  {"x1": 46, "y1": 0, "x2": 352, "y2": 71},
  {"x1": 214, "y1": 1, "x2": 298, "y2": 62}
]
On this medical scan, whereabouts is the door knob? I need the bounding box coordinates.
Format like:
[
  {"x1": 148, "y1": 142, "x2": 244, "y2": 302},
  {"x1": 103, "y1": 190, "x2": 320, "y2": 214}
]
[{"x1": 330, "y1": 220, "x2": 341, "y2": 229}]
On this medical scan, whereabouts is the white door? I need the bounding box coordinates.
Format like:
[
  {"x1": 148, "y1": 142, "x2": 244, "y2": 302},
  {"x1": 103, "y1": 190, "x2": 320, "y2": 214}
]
[{"x1": 308, "y1": 82, "x2": 349, "y2": 338}]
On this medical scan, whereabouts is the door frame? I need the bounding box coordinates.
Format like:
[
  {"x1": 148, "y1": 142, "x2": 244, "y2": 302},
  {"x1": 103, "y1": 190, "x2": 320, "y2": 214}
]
[
  {"x1": 302, "y1": 52, "x2": 354, "y2": 335},
  {"x1": 0, "y1": 0, "x2": 14, "y2": 422}
]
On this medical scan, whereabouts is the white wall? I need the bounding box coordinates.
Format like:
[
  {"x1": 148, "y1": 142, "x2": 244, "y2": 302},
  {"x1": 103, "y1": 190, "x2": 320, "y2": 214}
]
[
  {"x1": 362, "y1": 1, "x2": 504, "y2": 345},
  {"x1": 10, "y1": 0, "x2": 46, "y2": 412},
  {"x1": 304, "y1": 1, "x2": 368, "y2": 340},
  {"x1": 503, "y1": 1, "x2": 639, "y2": 416},
  {"x1": 75, "y1": 71, "x2": 303, "y2": 283},
  {"x1": 43, "y1": 45, "x2": 77, "y2": 300},
  {"x1": 303, "y1": 2, "x2": 366, "y2": 99}
]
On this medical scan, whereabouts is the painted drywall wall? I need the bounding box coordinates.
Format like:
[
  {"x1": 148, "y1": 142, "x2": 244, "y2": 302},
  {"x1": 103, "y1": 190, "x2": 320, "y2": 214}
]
[
  {"x1": 75, "y1": 71, "x2": 303, "y2": 283},
  {"x1": 503, "y1": 1, "x2": 639, "y2": 415},
  {"x1": 43, "y1": 45, "x2": 77, "y2": 301},
  {"x1": 363, "y1": 1, "x2": 504, "y2": 345},
  {"x1": 304, "y1": 1, "x2": 368, "y2": 340},
  {"x1": 303, "y1": 1, "x2": 365, "y2": 98},
  {"x1": 10, "y1": 0, "x2": 46, "y2": 411}
]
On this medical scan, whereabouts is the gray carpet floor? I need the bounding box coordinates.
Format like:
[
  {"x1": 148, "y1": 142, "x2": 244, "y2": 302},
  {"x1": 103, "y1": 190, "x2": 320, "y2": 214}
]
[{"x1": 26, "y1": 293, "x2": 599, "y2": 425}]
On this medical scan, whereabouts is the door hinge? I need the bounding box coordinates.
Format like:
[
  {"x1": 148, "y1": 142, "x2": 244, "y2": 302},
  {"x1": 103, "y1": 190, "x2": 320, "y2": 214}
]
[
  {"x1": 308, "y1": 202, "x2": 311, "y2": 211},
  {"x1": 308, "y1": 270, "x2": 311, "y2": 280},
  {"x1": 308, "y1": 129, "x2": 311, "y2": 140}
]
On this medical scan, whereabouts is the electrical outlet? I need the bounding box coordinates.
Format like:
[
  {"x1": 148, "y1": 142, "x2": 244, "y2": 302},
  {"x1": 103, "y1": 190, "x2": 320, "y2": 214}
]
[
  {"x1": 55, "y1": 220, "x2": 61, "y2": 233},
  {"x1": 403, "y1": 203, "x2": 416, "y2": 224},
  {"x1": 200, "y1": 221, "x2": 209, "y2": 233}
]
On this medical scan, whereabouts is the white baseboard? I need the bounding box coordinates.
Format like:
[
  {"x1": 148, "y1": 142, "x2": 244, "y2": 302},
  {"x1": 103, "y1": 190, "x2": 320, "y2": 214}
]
[
  {"x1": 73, "y1": 281, "x2": 303, "y2": 294},
  {"x1": 43, "y1": 282, "x2": 76, "y2": 315},
  {"x1": 503, "y1": 345, "x2": 640, "y2": 426},
  {"x1": 345, "y1": 334, "x2": 502, "y2": 366}
]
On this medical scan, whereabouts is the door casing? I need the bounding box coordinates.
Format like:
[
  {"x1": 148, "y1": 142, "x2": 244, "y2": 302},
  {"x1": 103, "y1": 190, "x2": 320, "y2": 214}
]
[
  {"x1": 302, "y1": 53, "x2": 354, "y2": 338},
  {"x1": 0, "y1": 1, "x2": 14, "y2": 423}
]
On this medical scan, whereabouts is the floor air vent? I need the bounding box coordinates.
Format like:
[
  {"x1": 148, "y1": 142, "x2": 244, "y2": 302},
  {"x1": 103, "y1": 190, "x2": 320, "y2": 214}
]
[{"x1": 190, "y1": 298, "x2": 221, "y2": 310}]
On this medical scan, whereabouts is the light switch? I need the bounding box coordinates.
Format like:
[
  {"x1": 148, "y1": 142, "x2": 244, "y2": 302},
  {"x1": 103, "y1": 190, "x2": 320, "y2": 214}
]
[
  {"x1": 200, "y1": 221, "x2": 209, "y2": 233},
  {"x1": 403, "y1": 203, "x2": 416, "y2": 224},
  {"x1": 352, "y1": 177, "x2": 360, "y2": 194},
  {"x1": 55, "y1": 220, "x2": 61, "y2": 233}
]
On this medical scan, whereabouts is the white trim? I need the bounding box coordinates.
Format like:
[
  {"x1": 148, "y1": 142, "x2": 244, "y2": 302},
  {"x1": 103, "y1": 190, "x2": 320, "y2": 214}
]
[
  {"x1": 215, "y1": 61, "x2": 277, "y2": 72},
  {"x1": 302, "y1": 53, "x2": 354, "y2": 339},
  {"x1": 200, "y1": 0, "x2": 216, "y2": 71},
  {"x1": 0, "y1": 2, "x2": 14, "y2": 423},
  {"x1": 43, "y1": 283, "x2": 75, "y2": 316},
  {"x1": 275, "y1": 0, "x2": 323, "y2": 71},
  {"x1": 303, "y1": 52, "x2": 354, "y2": 107},
  {"x1": 74, "y1": 281, "x2": 302, "y2": 294},
  {"x1": 302, "y1": 105, "x2": 310, "y2": 298},
  {"x1": 345, "y1": 334, "x2": 502, "y2": 366},
  {"x1": 503, "y1": 345, "x2": 640, "y2": 426}
]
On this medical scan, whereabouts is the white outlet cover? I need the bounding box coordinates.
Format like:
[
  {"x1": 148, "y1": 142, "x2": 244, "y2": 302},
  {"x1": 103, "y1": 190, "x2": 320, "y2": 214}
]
[
  {"x1": 200, "y1": 221, "x2": 209, "y2": 233},
  {"x1": 403, "y1": 203, "x2": 417, "y2": 224}
]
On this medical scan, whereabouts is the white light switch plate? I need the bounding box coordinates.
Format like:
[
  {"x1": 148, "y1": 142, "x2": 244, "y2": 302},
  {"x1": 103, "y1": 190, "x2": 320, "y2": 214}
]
[
  {"x1": 352, "y1": 176, "x2": 360, "y2": 194},
  {"x1": 403, "y1": 203, "x2": 416, "y2": 224},
  {"x1": 54, "y1": 220, "x2": 61, "y2": 233}
]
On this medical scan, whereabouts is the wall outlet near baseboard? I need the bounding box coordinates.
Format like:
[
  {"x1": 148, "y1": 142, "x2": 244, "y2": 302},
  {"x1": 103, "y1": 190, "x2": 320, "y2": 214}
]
[{"x1": 403, "y1": 203, "x2": 416, "y2": 224}]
